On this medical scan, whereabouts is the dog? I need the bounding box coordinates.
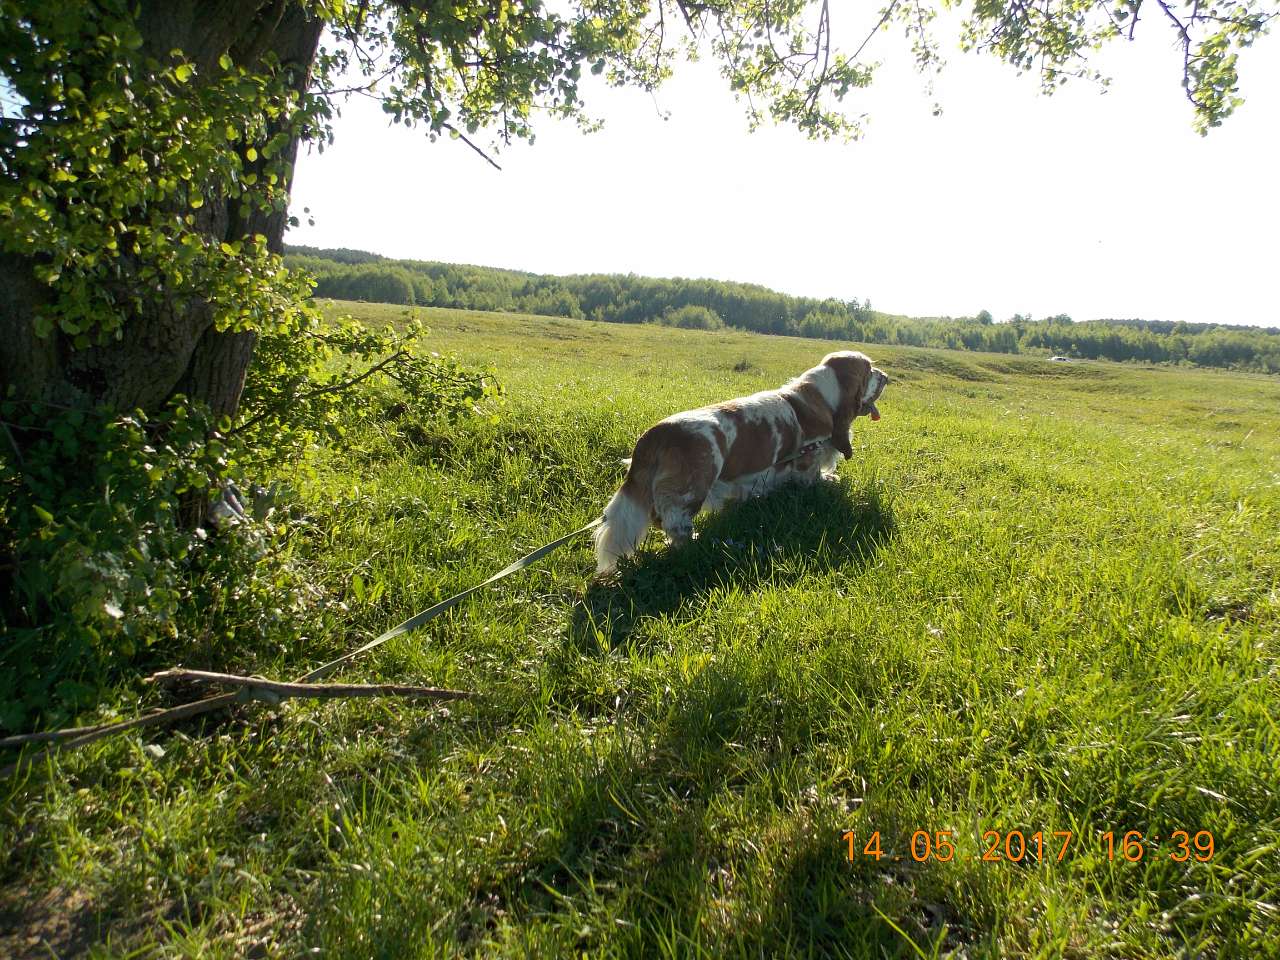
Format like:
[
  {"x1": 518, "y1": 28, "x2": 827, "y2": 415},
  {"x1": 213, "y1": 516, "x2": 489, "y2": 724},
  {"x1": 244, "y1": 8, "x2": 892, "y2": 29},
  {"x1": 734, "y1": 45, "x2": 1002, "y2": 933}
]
[{"x1": 594, "y1": 350, "x2": 888, "y2": 573}]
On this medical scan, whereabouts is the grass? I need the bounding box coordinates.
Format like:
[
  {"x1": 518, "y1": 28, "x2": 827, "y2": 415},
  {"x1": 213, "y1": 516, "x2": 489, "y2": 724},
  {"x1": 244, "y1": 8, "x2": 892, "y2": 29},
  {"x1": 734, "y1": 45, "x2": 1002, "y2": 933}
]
[{"x1": 3, "y1": 301, "x2": 1279, "y2": 958}]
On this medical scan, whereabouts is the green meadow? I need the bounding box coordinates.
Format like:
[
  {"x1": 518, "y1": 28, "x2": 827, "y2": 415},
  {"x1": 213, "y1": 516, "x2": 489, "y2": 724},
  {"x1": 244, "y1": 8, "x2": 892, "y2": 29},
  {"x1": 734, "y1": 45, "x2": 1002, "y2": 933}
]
[{"x1": 4, "y1": 301, "x2": 1279, "y2": 958}]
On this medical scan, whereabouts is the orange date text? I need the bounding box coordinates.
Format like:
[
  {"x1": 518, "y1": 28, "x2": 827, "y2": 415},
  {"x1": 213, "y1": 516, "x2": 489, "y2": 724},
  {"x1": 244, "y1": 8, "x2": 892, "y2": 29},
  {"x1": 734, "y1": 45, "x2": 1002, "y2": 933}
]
[{"x1": 840, "y1": 829, "x2": 1216, "y2": 863}]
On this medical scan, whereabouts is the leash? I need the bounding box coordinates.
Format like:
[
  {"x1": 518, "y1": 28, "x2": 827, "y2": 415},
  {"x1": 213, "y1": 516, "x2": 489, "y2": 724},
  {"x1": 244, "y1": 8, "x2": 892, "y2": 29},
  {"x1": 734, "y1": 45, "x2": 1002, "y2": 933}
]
[
  {"x1": 774, "y1": 435, "x2": 831, "y2": 467},
  {"x1": 304, "y1": 435, "x2": 829, "y2": 683},
  {"x1": 1, "y1": 438, "x2": 835, "y2": 776},
  {"x1": 0, "y1": 517, "x2": 604, "y2": 776},
  {"x1": 300, "y1": 517, "x2": 603, "y2": 683}
]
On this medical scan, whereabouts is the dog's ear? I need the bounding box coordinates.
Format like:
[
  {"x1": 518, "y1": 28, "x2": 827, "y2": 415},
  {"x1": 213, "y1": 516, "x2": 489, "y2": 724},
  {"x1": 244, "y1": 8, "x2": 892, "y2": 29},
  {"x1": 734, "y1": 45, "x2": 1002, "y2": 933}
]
[
  {"x1": 821, "y1": 352, "x2": 871, "y2": 458},
  {"x1": 830, "y1": 407, "x2": 854, "y2": 459}
]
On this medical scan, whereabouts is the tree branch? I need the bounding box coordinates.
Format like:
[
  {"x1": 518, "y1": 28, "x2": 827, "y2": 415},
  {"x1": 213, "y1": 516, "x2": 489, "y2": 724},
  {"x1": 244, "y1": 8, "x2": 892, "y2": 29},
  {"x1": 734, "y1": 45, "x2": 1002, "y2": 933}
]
[
  {"x1": 227, "y1": 348, "x2": 409, "y2": 437},
  {"x1": 0, "y1": 693, "x2": 242, "y2": 777},
  {"x1": 0, "y1": 419, "x2": 26, "y2": 471},
  {"x1": 147, "y1": 668, "x2": 475, "y2": 702},
  {"x1": 442, "y1": 122, "x2": 503, "y2": 170},
  {"x1": 0, "y1": 670, "x2": 475, "y2": 777},
  {"x1": 1152, "y1": 0, "x2": 1203, "y2": 111},
  {"x1": 853, "y1": 2, "x2": 901, "y2": 63}
]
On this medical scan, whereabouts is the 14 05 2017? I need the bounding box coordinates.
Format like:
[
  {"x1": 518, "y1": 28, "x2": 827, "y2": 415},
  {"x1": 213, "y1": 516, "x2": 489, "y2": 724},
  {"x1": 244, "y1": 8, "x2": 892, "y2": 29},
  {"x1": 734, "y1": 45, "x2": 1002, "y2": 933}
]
[{"x1": 841, "y1": 829, "x2": 1216, "y2": 864}]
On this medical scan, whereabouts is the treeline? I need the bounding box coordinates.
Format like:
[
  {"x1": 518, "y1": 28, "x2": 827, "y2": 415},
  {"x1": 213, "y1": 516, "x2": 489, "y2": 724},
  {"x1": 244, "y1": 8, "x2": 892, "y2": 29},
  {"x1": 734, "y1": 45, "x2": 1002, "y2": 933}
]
[
  {"x1": 284, "y1": 246, "x2": 1280, "y2": 373},
  {"x1": 285, "y1": 246, "x2": 872, "y2": 339}
]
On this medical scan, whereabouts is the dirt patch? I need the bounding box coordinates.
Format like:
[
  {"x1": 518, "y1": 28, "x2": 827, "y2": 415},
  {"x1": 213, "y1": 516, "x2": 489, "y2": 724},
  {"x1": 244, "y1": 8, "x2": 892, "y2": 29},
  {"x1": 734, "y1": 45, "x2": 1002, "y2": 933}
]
[
  {"x1": 0, "y1": 883, "x2": 188, "y2": 959},
  {"x1": 0, "y1": 885, "x2": 104, "y2": 959}
]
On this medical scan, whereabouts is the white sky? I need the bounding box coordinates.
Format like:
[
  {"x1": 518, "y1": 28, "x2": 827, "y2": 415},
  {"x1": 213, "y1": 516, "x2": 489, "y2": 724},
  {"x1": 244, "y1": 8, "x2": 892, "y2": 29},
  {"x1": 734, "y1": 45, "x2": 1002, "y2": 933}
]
[{"x1": 287, "y1": 9, "x2": 1279, "y2": 328}]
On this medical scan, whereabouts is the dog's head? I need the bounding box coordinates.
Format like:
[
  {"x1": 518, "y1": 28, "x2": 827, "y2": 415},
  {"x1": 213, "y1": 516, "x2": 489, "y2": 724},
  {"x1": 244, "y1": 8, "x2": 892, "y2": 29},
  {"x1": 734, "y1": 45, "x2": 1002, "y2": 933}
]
[{"x1": 820, "y1": 351, "x2": 889, "y2": 458}]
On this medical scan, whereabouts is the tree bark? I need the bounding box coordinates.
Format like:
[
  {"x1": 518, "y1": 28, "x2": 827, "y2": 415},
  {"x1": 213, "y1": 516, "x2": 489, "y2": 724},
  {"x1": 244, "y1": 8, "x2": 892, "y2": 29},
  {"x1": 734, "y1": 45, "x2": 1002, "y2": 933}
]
[{"x1": 0, "y1": 1, "x2": 324, "y2": 421}]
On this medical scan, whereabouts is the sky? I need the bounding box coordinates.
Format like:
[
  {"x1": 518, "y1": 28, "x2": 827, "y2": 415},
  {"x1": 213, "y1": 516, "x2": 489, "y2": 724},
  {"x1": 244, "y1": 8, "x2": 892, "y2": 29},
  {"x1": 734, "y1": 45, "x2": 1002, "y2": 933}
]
[{"x1": 286, "y1": 8, "x2": 1279, "y2": 328}]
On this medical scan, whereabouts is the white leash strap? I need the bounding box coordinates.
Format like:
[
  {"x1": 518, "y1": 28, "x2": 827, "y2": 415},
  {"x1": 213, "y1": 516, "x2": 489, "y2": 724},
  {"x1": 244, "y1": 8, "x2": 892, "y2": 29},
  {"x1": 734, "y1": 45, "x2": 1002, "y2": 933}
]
[
  {"x1": 300, "y1": 517, "x2": 603, "y2": 683},
  {"x1": 300, "y1": 435, "x2": 827, "y2": 684}
]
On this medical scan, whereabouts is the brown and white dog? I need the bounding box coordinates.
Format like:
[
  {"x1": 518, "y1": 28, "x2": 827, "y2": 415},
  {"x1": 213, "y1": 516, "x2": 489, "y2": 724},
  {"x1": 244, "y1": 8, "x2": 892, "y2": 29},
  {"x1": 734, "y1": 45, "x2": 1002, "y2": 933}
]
[{"x1": 594, "y1": 351, "x2": 889, "y2": 573}]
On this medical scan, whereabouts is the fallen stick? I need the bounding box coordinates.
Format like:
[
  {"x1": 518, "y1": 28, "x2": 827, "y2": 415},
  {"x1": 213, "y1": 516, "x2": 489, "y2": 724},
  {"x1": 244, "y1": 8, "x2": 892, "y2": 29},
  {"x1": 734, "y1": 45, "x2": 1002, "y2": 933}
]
[
  {"x1": 0, "y1": 674, "x2": 473, "y2": 777},
  {"x1": 0, "y1": 693, "x2": 240, "y2": 778},
  {"x1": 0, "y1": 707, "x2": 229, "y2": 747},
  {"x1": 147, "y1": 668, "x2": 475, "y2": 703},
  {"x1": 2, "y1": 516, "x2": 596, "y2": 777}
]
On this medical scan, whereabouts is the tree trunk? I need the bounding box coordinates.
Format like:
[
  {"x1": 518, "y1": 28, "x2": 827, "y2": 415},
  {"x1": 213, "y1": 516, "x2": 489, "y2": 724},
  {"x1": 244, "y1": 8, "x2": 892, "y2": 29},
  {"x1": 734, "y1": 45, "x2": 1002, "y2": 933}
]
[{"x1": 0, "y1": 1, "x2": 323, "y2": 421}]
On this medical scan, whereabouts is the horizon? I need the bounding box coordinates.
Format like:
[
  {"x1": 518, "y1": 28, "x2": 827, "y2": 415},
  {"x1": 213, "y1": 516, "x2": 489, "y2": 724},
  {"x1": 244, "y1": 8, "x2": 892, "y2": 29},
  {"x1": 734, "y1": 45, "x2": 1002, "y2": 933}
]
[
  {"x1": 287, "y1": 243, "x2": 1280, "y2": 332},
  {"x1": 287, "y1": 9, "x2": 1278, "y2": 329}
]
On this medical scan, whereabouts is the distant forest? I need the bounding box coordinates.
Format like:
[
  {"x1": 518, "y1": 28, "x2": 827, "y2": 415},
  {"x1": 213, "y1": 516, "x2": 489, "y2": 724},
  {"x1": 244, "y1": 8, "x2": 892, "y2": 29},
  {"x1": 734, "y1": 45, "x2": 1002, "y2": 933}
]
[{"x1": 285, "y1": 246, "x2": 1280, "y2": 374}]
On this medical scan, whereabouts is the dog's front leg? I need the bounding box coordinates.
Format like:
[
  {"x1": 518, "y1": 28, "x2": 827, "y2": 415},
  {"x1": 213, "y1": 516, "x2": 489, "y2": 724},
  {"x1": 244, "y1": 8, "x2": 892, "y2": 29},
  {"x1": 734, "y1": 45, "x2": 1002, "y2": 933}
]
[{"x1": 817, "y1": 444, "x2": 843, "y2": 480}]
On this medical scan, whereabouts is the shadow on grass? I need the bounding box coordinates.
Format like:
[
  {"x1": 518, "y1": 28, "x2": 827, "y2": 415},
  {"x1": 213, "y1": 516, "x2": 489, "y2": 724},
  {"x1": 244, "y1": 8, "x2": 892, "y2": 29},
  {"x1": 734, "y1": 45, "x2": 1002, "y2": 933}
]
[
  {"x1": 734, "y1": 828, "x2": 969, "y2": 959},
  {"x1": 437, "y1": 655, "x2": 816, "y2": 952},
  {"x1": 296, "y1": 481, "x2": 946, "y2": 955},
  {"x1": 568, "y1": 478, "x2": 896, "y2": 654},
  {"x1": 439, "y1": 655, "x2": 971, "y2": 957},
  {"x1": 300, "y1": 581, "x2": 997, "y2": 957}
]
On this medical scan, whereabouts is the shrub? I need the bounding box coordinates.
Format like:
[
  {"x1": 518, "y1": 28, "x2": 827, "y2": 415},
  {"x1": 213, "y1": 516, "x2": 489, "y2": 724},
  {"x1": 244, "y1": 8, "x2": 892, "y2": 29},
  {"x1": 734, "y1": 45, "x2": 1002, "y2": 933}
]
[
  {"x1": 657, "y1": 304, "x2": 724, "y2": 330},
  {"x1": 0, "y1": 306, "x2": 500, "y2": 733},
  {"x1": 0, "y1": 401, "x2": 309, "y2": 731}
]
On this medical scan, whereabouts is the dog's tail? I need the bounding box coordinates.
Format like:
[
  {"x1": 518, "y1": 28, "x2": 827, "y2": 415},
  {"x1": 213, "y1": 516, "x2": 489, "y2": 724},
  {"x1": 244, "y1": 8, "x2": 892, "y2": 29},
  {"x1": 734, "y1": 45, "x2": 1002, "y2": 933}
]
[{"x1": 594, "y1": 466, "x2": 653, "y2": 574}]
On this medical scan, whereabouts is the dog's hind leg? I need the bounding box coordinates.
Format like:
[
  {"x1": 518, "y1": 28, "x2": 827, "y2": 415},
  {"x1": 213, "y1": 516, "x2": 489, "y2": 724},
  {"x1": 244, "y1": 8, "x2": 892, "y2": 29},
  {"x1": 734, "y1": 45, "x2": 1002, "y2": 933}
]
[
  {"x1": 654, "y1": 489, "x2": 703, "y2": 546},
  {"x1": 594, "y1": 484, "x2": 653, "y2": 573},
  {"x1": 652, "y1": 451, "x2": 713, "y2": 549}
]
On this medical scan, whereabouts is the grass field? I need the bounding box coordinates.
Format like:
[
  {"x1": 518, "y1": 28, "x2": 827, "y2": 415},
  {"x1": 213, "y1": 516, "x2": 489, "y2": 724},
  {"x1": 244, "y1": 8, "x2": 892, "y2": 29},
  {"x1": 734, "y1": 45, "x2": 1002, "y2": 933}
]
[{"x1": 4, "y1": 302, "x2": 1280, "y2": 958}]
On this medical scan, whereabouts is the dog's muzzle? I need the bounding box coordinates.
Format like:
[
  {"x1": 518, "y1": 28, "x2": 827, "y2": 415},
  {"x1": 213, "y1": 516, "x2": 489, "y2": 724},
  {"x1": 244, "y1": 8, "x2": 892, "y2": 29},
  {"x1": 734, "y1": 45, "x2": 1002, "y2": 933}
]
[{"x1": 861, "y1": 368, "x2": 889, "y2": 421}]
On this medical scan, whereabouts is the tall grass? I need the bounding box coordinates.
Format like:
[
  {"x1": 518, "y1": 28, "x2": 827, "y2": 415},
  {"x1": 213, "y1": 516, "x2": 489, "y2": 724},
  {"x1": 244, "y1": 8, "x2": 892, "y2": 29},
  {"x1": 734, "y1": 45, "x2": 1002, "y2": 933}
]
[{"x1": 2, "y1": 302, "x2": 1278, "y2": 958}]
